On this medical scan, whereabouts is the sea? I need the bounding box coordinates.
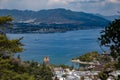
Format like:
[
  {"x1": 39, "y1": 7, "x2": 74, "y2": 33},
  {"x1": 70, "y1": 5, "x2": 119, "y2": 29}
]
[{"x1": 7, "y1": 29, "x2": 107, "y2": 66}]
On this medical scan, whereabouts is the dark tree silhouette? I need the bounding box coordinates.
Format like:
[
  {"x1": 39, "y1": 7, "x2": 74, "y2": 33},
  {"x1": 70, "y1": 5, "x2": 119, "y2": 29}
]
[{"x1": 99, "y1": 19, "x2": 120, "y2": 59}]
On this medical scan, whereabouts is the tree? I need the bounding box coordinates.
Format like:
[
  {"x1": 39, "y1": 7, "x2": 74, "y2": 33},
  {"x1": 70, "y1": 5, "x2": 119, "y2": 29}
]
[
  {"x1": 0, "y1": 16, "x2": 53, "y2": 80},
  {"x1": 73, "y1": 51, "x2": 100, "y2": 62},
  {"x1": 0, "y1": 16, "x2": 23, "y2": 57},
  {"x1": 0, "y1": 15, "x2": 13, "y2": 34},
  {"x1": 0, "y1": 16, "x2": 13, "y2": 25},
  {"x1": 0, "y1": 16, "x2": 32, "y2": 80},
  {"x1": 98, "y1": 70, "x2": 110, "y2": 80},
  {"x1": 0, "y1": 58, "x2": 35, "y2": 80},
  {"x1": 0, "y1": 35, "x2": 24, "y2": 57},
  {"x1": 98, "y1": 19, "x2": 120, "y2": 61},
  {"x1": 98, "y1": 19, "x2": 120, "y2": 79}
]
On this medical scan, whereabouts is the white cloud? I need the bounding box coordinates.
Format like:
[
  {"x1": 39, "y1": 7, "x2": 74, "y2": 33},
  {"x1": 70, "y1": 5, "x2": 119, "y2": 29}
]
[
  {"x1": 0, "y1": 0, "x2": 119, "y2": 15},
  {"x1": 0, "y1": 0, "x2": 49, "y2": 10},
  {"x1": 108, "y1": 0, "x2": 120, "y2": 3},
  {"x1": 48, "y1": 0, "x2": 67, "y2": 4},
  {"x1": 48, "y1": 0, "x2": 104, "y2": 4}
]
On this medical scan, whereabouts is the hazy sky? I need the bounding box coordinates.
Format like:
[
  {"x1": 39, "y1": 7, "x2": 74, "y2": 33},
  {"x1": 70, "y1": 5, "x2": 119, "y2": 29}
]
[{"x1": 0, "y1": 0, "x2": 120, "y2": 15}]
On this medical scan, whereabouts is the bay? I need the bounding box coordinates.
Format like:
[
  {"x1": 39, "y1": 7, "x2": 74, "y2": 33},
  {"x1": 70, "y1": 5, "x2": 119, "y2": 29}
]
[{"x1": 7, "y1": 29, "x2": 105, "y2": 66}]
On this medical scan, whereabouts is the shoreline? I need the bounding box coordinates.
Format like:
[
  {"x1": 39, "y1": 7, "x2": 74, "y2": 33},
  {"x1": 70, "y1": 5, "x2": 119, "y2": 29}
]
[{"x1": 7, "y1": 28, "x2": 103, "y2": 34}]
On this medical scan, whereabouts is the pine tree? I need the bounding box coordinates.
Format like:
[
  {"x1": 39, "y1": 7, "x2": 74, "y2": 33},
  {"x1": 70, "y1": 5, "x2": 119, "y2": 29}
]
[{"x1": 0, "y1": 16, "x2": 23, "y2": 57}]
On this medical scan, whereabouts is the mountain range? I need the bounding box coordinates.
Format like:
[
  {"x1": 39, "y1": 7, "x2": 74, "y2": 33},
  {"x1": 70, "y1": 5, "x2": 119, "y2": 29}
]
[
  {"x1": 104, "y1": 15, "x2": 120, "y2": 21},
  {"x1": 0, "y1": 8, "x2": 110, "y2": 26},
  {"x1": 95, "y1": 14, "x2": 120, "y2": 21},
  {"x1": 0, "y1": 8, "x2": 117, "y2": 33}
]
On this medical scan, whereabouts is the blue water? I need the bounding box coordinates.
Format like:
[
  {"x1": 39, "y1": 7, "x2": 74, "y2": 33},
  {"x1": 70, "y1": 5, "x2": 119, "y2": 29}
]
[{"x1": 7, "y1": 29, "x2": 104, "y2": 65}]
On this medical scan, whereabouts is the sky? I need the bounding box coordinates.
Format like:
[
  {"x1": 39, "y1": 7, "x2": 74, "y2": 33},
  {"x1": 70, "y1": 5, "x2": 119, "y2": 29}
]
[{"x1": 0, "y1": 0, "x2": 120, "y2": 15}]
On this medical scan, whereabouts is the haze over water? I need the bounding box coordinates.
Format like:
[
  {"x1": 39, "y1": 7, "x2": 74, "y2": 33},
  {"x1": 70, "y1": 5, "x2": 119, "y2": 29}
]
[{"x1": 8, "y1": 29, "x2": 105, "y2": 65}]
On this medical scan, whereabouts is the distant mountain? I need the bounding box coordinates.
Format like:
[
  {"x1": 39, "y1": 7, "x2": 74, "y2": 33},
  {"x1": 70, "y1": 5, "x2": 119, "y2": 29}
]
[
  {"x1": 0, "y1": 8, "x2": 111, "y2": 33},
  {"x1": 104, "y1": 15, "x2": 120, "y2": 21},
  {"x1": 0, "y1": 8, "x2": 109, "y2": 26},
  {"x1": 95, "y1": 14, "x2": 120, "y2": 21}
]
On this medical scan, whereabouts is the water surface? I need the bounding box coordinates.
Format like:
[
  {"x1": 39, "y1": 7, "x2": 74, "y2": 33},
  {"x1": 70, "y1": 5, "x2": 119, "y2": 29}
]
[{"x1": 8, "y1": 29, "x2": 104, "y2": 65}]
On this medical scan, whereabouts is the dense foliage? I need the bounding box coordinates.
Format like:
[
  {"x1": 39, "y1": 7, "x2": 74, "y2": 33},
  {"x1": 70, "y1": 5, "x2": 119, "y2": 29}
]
[
  {"x1": 99, "y1": 19, "x2": 120, "y2": 68},
  {"x1": 99, "y1": 19, "x2": 120, "y2": 59},
  {"x1": 0, "y1": 58, "x2": 35, "y2": 80},
  {"x1": 73, "y1": 51, "x2": 100, "y2": 62},
  {"x1": 98, "y1": 19, "x2": 120, "y2": 79},
  {"x1": 0, "y1": 16, "x2": 53, "y2": 80},
  {"x1": 0, "y1": 34, "x2": 23, "y2": 57},
  {"x1": 0, "y1": 15, "x2": 13, "y2": 30}
]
